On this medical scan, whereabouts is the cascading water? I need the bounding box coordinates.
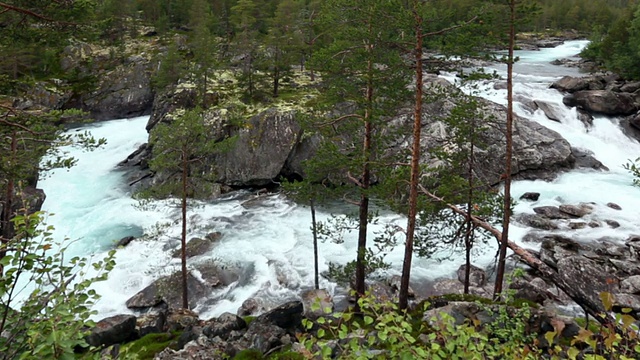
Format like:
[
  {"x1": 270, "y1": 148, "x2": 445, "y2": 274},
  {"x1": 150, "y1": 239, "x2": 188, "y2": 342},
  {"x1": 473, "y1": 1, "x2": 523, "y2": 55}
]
[{"x1": 36, "y1": 40, "x2": 640, "y2": 320}]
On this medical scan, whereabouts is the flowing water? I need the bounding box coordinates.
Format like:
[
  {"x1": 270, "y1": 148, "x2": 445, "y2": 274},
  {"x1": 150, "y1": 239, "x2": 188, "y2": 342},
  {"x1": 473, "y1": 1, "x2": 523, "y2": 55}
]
[{"x1": 36, "y1": 40, "x2": 640, "y2": 319}]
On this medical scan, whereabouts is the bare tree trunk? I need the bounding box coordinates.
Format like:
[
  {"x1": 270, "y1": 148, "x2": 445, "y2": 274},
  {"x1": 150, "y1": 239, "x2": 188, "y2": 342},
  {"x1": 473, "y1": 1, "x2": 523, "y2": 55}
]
[
  {"x1": 180, "y1": 148, "x2": 189, "y2": 309},
  {"x1": 399, "y1": 3, "x2": 423, "y2": 311},
  {"x1": 464, "y1": 111, "x2": 478, "y2": 294},
  {"x1": 494, "y1": 0, "x2": 516, "y2": 299},
  {"x1": 0, "y1": 131, "x2": 17, "y2": 276},
  {"x1": 311, "y1": 199, "x2": 319, "y2": 290},
  {"x1": 354, "y1": 30, "x2": 374, "y2": 312}
]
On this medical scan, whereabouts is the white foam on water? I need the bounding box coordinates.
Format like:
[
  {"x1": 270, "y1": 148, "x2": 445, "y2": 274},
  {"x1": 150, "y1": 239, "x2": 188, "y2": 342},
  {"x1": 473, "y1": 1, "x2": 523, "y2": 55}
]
[{"x1": 31, "y1": 40, "x2": 640, "y2": 319}]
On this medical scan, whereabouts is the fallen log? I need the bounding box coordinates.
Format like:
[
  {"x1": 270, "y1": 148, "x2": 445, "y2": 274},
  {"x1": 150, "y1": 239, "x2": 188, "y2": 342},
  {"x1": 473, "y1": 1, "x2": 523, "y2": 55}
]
[{"x1": 418, "y1": 185, "x2": 616, "y2": 328}]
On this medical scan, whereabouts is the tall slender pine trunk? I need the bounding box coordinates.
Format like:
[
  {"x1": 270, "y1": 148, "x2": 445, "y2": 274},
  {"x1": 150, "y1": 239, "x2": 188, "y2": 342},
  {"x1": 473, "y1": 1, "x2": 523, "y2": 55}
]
[
  {"x1": 181, "y1": 148, "x2": 189, "y2": 309},
  {"x1": 494, "y1": 0, "x2": 516, "y2": 298},
  {"x1": 355, "y1": 19, "x2": 374, "y2": 313},
  {"x1": 399, "y1": 3, "x2": 423, "y2": 310},
  {"x1": 311, "y1": 199, "x2": 319, "y2": 290}
]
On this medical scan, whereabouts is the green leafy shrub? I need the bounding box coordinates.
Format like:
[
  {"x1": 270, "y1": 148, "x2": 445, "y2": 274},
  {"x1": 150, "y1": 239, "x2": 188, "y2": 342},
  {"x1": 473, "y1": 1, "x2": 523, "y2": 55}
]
[{"x1": 0, "y1": 211, "x2": 115, "y2": 360}]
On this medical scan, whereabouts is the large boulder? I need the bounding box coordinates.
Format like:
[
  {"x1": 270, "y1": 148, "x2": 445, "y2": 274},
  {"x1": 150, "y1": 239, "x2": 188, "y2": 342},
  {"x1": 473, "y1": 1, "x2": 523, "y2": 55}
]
[
  {"x1": 415, "y1": 97, "x2": 577, "y2": 185},
  {"x1": 551, "y1": 76, "x2": 605, "y2": 93},
  {"x1": 557, "y1": 256, "x2": 619, "y2": 309},
  {"x1": 125, "y1": 272, "x2": 208, "y2": 310},
  {"x1": 86, "y1": 314, "x2": 137, "y2": 347},
  {"x1": 563, "y1": 90, "x2": 637, "y2": 116}
]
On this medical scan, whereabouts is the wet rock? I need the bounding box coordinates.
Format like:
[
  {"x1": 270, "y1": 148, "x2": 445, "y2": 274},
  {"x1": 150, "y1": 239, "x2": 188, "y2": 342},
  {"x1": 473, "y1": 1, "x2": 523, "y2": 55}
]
[
  {"x1": 514, "y1": 213, "x2": 559, "y2": 230},
  {"x1": 607, "y1": 202, "x2": 622, "y2": 210},
  {"x1": 456, "y1": 264, "x2": 487, "y2": 287},
  {"x1": 551, "y1": 76, "x2": 603, "y2": 93},
  {"x1": 621, "y1": 81, "x2": 640, "y2": 93},
  {"x1": 569, "y1": 222, "x2": 587, "y2": 230},
  {"x1": 238, "y1": 298, "x2": 262, "y2": 316},
  {"x1": 193, "y1": 261, "x2": 240, "y2": 289},
  {"x1": 520, "y1": 192, "x2": 540, "y2": 201},
  {"x1": 87, "y1": 314, "x2": 137, "y2": 347},
  {"x1": 563, "y1": 90, "x2": 637, "y2": 116},
  {"x1": 116, "y1": 236, "x2": 135, "y2": 247},
  {"x1": 577, "y1": 109, "x2": 594, "y2": 128},
  {"x1": 172, "y1": 235, "x2": 222, "y2": 258},
  {"x1": 559, "y1": 204, "x2": 592, "y2": 218},
  {"x1": 301, "y1": 289, "x2": 334, "y2": 320},
  {"x1": 605, "y1": 220, "x2": 621, "y2": 228},
  {"x1": 125, "y1": 272, "x2": 207, "y2": 310},
  {"x1": 571, "y1": 148, "x2": 608, "y2": 171},
  {"x1": 534, "y1": 100, "x2": 565, "y2": 122},
  {"x1": 533, "y1": 206, "x2": 571, "y2": 219}
]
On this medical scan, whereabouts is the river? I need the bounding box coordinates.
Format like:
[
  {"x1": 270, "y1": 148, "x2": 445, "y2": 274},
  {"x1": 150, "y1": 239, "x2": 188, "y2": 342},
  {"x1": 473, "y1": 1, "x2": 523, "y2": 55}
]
[{"x1": 36, "y1": 40, "x2": 640, "y2": 320}]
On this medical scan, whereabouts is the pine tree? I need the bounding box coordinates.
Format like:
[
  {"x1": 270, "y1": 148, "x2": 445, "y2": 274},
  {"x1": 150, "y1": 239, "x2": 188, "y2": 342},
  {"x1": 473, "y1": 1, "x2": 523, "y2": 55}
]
[
  {"x1": 307, "y1": 0, "x2": 410, "y2": 311},
  {"x1": 144, "y1": 108, "x2": 234, "y2": 309}
]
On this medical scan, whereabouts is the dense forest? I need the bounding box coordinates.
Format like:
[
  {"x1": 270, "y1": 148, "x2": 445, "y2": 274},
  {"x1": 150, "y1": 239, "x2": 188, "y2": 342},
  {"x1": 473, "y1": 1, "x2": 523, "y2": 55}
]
[
  {"x1": 0, "y1": 0, "x2": 637, "y2": 95},
  {"x1": 2, "y1": 0, "x2": 640, "y2": 359}
]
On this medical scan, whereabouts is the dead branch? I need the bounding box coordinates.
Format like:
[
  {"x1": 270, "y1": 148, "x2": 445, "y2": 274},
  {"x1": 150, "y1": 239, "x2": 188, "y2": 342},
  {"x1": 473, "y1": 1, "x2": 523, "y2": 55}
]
[{"x1": 417, "y1": 184, "x2": 618, "y2": 329}]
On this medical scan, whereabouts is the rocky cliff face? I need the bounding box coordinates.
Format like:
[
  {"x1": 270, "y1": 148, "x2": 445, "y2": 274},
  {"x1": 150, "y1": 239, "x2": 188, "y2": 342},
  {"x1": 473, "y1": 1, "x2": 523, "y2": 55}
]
[
  {"x1": 14, "y1": 40, "x2": 156, "y2": 121},
  {"x1": 131, "y1": 76, "x2": 602, "y2": 193}
]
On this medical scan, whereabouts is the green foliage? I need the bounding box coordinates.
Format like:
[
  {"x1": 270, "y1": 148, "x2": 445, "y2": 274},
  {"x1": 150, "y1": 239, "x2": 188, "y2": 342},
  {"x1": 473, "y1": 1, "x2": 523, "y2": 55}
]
[
  {"x1": 299, "y1": 294, "x2": 542, "y2": 359},
  {"x1": 233, "y1": 349, "x2": 264, "y2": 360},
  {"x1": 0, "y1": 210, "x2": 115, "y2": 360},
  {"x1": 152, "y1": 40, "x2": 186, "y2": 91},
  {"x1": 581, "y1": 2, "x2": 640, "y2": 80},
  {"x1": 624, "y1": 157, "x2": 640, "y2": 187}
]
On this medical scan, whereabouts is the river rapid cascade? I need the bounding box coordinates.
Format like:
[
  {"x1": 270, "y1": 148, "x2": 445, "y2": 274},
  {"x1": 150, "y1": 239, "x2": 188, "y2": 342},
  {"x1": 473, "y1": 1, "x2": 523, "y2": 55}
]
[{"x1": 36, "y1": 40, "x2": 640, "y2": 320}]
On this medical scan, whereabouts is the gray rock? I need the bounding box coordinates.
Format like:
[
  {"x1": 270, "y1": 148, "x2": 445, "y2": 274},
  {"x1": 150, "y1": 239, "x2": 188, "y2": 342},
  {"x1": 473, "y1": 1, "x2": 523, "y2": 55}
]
[
  {"x1": 613, "y1": 293, "x2": 640, "y2": 312},
  {"x1": 559, "y1": 204, "x2": 592, "y2": 218},
  {"x1": 533, "y1": 206, "x2": 571, "y2": 219},
  {"x1": 605, "y1": 220, "x2": 621, "y2": 228},
  {"x1": 202, "y1": 313, "x2": 246, "y2": 339},
  {"x1": 557, "y1": 256, "x2": 618, "y2": 311},
  {"x1": 551, "y1": 76, "x2": 603, "y2": 93},
  {"x1": 577, "y1": 109, "x2": 594, "y2": 128},
  {"x1": 255, "y1": 301, "x2": 303, "y2": 330},
  {"x1": 166, "y1": 308, "x2": 200, "y2": 332},
  {"x1": 607, "y1": 202, "x2": 622, "y2": 210},
  {"x1": 301, "y1": 289, "x2": 334, "y2": 320},
  {"x1": 386, "y1": 275, "x2": 415, "y2": 298},
  {"x1": 563, "y1": 90, "x2": 637, "y2": 116},
  {"x1": 172, "y1": 235, "x2": 222, "y2": 258},
  {"x1": 125, "y1": 272, "x2": 207, "y2": 310},
  {"x1": 621, "y1": 81, "x2": 640, "y2": 93},
  {"x1": 514, "y1": 213, "x2": 559, "y2": 230},
  {"x1": 238, "y1": 298, "x2": 261, "y2": 316},
  {"x1": 456, "y1": 264, "x2": 487, "y2": 287},
  {"x1": 136, "y1": 309, "x2": 167, "y2": 337},
  {"x1": 620, "y1": 276, "x2": 640, "y2": 294},
  {"x1": 87, "y1": 314, "x2": 137, "y2": 347},
  {"x1": 534, "y1": 100, "x2": 565, "y2": 122}
]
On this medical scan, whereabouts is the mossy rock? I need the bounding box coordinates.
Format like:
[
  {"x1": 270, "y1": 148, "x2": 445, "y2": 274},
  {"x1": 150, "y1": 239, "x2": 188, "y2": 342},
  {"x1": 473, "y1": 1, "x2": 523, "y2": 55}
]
[{"x1": 119, "y1": 331, "x2": 181, "y2": 360}]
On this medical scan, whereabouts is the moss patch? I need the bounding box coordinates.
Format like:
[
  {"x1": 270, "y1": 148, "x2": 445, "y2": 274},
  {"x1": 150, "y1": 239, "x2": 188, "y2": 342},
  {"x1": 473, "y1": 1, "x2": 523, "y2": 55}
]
[{"x1": 119, "y1": 331, "x2": 181, "y2": 359}]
